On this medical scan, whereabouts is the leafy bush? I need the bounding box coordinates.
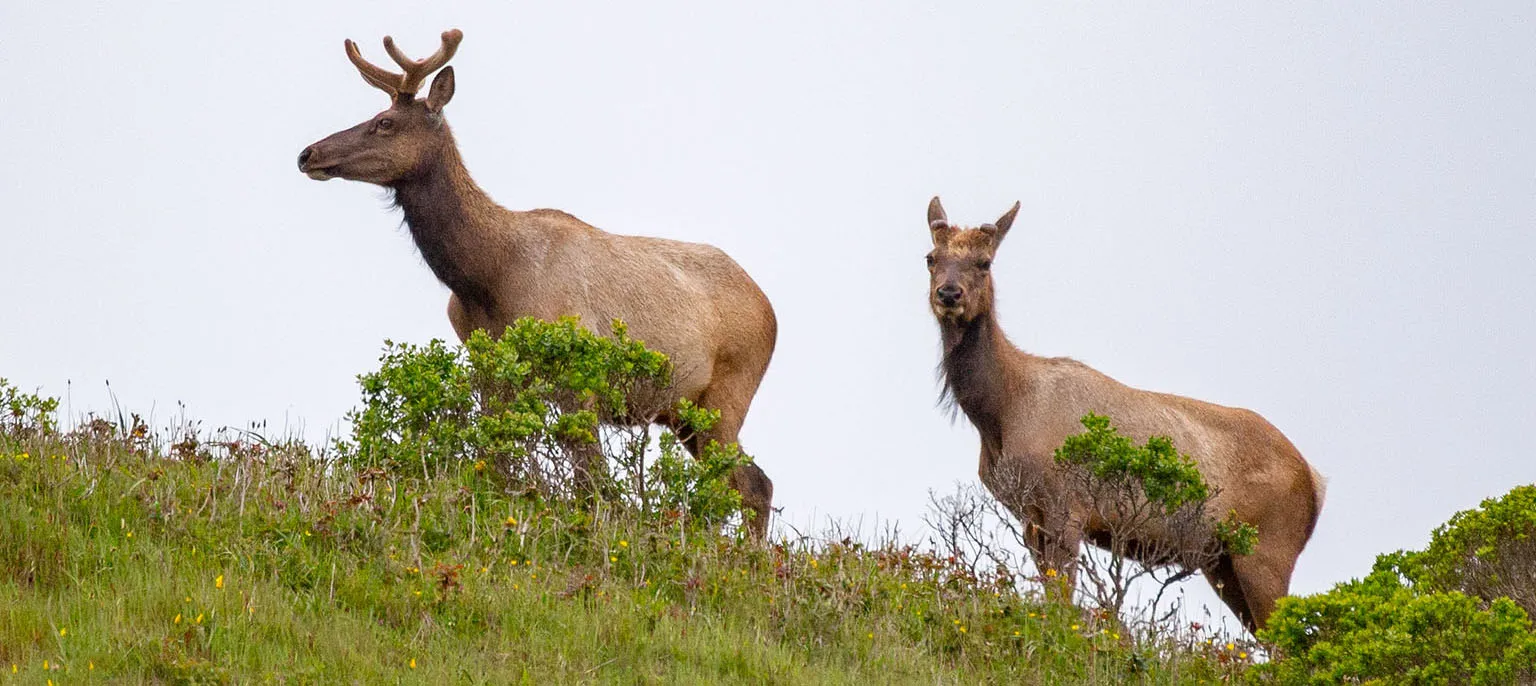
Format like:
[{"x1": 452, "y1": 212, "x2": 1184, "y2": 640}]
[
  {"x1": 1055, "y1": 414, "x2": 1258, "y2": 615},
  {"x1": 1256, "y1": 484, "x2": 1536, "y2": 685},
  {"x1": 1256, "y1": 558, "x2": 1536, "y2": 685},
  {"x1": 931, "y1": 414, "x2": 1259, "y2": 623},
  {"x1": 1404, "y1": 484, "x2": 1536, "y2": 619},
  {"x1": 336, "y1": 316, "x2": 750, "y2": 532},
  {"x1": 0, "y1": 378, "x2": 58, "y2": 439}
]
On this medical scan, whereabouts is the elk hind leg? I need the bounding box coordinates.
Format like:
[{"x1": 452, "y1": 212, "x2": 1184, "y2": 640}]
[
  {"x1": 684, "y1": 381, "x2": 772, "y2": 541},
  {"x1": 1229, "y1": 548, "x2": 1297, "y2": 633}
]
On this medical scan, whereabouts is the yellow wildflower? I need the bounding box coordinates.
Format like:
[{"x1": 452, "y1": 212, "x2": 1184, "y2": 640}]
[
  {"x1": 89, "y1": 662, "x2": 94, "y2": 671},
  {"x1": 1239, "y1": 652, "x2": 1248, "y2": 659},
  {"x1": 610, "y1": 556, "x2": 617, "y2": 563},
  {"x1": 1045, "y1": 568, "x2": 1057, "y2": 578},
  {"x1": 505, "y1": 516, "x2": 517, "y2": 526},
  {"x1": 59, "y1": 628, "x2": 66, "y2": 636},
  {"x1": 174, "y1": 613, "x2": 182, "y2": 624},
  {"x1": 409, "y1": 658, "x2": 417, "y2": 669},
  {"x1": 1072, "y1": 624, "x2": 1080, "y2": 631},
  {"x1": 196, "y1": 613, "x2": 204, "y2": 624},
  {"x1": 126, "y1": 530, "x2": 133, "y2": 539},
  {"x1": 619, "y1": 540, "x2": 628, "y2": 548},
  {"x1": 215, "y1": 574, "x2": 224, "y2": 589},
  {"x1": 959, "y1": 626, "x2": 967, "y2": 634},
  {"x1": 1226, "y1": 642, "x2": 1235, "y2": 651}
]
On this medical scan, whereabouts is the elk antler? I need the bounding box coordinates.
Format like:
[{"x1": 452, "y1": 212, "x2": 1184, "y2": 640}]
[{"x1": 345, "y1": 29, "x2": 463, "y2": 100}]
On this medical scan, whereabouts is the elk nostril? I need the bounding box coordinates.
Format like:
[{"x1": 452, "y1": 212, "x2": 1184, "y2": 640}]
[
  {"x1": 936, "y1": 285, "x2": 963, "y2": 303},
  {"x1": 297, "y1": 147, "x2": 314, "y2": 169}
]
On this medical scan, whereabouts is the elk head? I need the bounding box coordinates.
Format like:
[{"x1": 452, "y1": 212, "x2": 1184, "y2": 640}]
[
  {"x1": 925, "y1": 196, "x2": 1021, "y2": 324},
  {"x1": 298, "y1": 29, "x2": 463, "y2": 185}
]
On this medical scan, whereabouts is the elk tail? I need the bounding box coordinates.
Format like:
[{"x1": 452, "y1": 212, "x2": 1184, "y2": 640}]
[{"x1": 1302, "y1": 462, "x2": 1328, "y2": 543}]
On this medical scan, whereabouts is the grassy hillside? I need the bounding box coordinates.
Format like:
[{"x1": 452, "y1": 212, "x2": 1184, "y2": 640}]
[{"x1": 0, "y1": 414, "x2": 1252, "y2": 684}]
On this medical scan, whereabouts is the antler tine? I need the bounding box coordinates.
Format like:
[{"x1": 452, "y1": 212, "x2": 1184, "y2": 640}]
[
  {"x1": 383, "y1": 29, "x2": 463, "y2": 96},
  {"x1": 344, "y1": 39, "x2": 403, "y2": 96}
]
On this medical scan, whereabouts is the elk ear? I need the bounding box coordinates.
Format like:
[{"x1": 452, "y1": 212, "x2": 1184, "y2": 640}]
[
  {"x1": 927, "y1": 196, "x2": 948, "y2": 228},
  {"x1": 426, "y1": 66, "x2": 456, "y2": 113},
  {"x1": 981, "y1": 201, "x2": 1021, "y2": 243},
  {"x1": 927, "y1": 196, "x2": 951, "y2": 243}
]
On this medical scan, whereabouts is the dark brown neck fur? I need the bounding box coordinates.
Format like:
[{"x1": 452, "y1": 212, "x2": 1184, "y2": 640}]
[
  {"x1": 390, "y1": 128, "x2": 504, "y2": 312},
  {"x1": 939, "y1": 310, "x2": 1017, "y2": 441}
]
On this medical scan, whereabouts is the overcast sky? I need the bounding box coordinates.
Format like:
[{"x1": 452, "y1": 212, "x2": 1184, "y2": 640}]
[{"x1": 3, "y1": 2, "x2": 1533, "y2": 628}]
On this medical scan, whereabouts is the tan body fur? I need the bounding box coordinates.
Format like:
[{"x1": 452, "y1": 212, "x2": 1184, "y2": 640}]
[{"x1": 926, "y1": 197, "x2": 1324, "y2": 632}]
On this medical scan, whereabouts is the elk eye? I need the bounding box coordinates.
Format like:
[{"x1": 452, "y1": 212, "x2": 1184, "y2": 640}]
[
  {"x1": 924, "y1": 255, "x2": 936, "y2": 268},
  {"x1": 977, "y1": 259, "x2": 992, "y2": 271},
  {"x1": 377, "y1": 118, "x2": 394, "y2": 131}
]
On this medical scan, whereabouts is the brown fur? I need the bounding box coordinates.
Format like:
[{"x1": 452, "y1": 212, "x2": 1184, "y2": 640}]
[
  {"x1": 299, "y1": 30, "x2": 779, "y2": 538},
  {"x1": 924, "y1": 196, "x2": 1326, "y2": 632}
]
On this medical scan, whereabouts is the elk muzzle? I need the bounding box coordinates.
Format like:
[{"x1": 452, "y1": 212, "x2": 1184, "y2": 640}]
[
  {"x1": 935, "y1": 284, "x2": 963, "y2": 307},
  {"x1": 297, "y1": 145, "x2": 334, "y2": 180}
]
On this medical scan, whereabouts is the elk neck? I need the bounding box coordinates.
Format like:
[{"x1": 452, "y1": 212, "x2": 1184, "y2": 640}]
[
  {"x1": 939, "y1": 311, "x2": 1020, "y2": 440},
  {"x1": 389, "y1": 130, "x2": 513, "y2": 313}
]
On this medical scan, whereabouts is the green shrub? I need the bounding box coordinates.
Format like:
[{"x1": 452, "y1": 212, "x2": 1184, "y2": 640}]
[
  {"x1": 1256, "y1": 484, "x2": 1536, "y2": 685},
  {"x1": 336, "y1": 316, "x2": 750, "y2": 532},
  {"x1": 1053, "y1": 414, "x2": 1258, "y2": 555},
  {"x1": 1405, "y1": 484, "x2": 1536, "y2": 619},
  {"x1": 1255, "y1": 558, "x2": 1536, "y2": 685},
  {"x1": 1048, "y1": 415, "x2": 1258, "y2": 615},
  {"x1": 0, "y1": 378, "x2": 59, "y2": 439}
]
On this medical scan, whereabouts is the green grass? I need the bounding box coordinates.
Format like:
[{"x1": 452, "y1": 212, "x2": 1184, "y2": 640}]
[{"x1": 0, "y1": 419, "x2": 1252, "y2": 684}]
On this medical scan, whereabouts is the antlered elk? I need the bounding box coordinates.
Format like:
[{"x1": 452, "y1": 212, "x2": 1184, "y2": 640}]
[
  {"x1": 922, "y1": 196, "x2": 1325, "y2": 632},
  {"x1": 298, "y1": 30, "x2": 778, "y2": 538}
]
